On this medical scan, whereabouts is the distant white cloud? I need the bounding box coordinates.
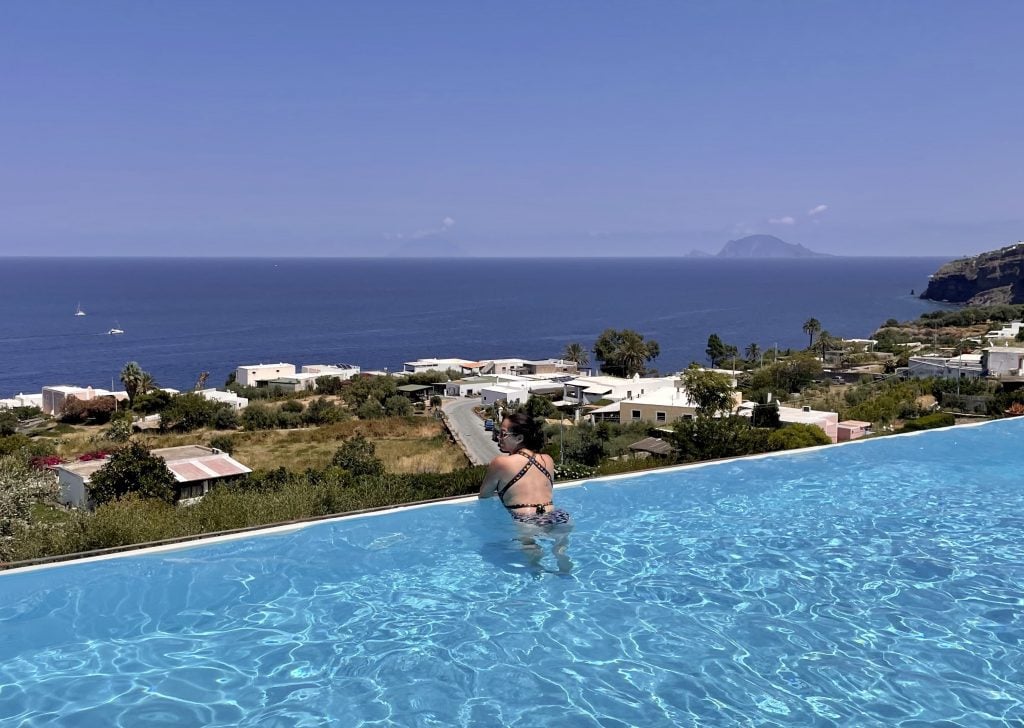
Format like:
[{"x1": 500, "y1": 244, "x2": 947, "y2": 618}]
[
  {"x1": 385, "y1": 216, "x2": 456, "y2": 242},
  {"x1": 807, "y1": 204, "x2": 828, "y2": 216},
  {"x1": 769, "y1": 216, "x2": 796, "y2": 225},
  {"x1": 411, "y1": 216, "x2": 456, "y2": 240}
]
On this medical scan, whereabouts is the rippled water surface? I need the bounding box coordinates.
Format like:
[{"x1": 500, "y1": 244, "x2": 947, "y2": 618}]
[{"x1": 2, "y1": 421, "x2": 1023, "y2": 726}]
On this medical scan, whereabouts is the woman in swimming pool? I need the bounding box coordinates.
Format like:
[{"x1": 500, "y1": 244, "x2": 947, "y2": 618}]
[{"x1": 480, "y1": 412, "x2": 572, "y2": 571}]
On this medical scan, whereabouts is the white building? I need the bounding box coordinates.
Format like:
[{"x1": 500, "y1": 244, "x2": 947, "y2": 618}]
[
  {"x1": 40, "y1": 386, "x2": 127, "y2": 416},
  {"x1": 478, "y1": 358, "x2": 528, "y2": 375},
  {"x1": 301, "y1": 363, "x2": 361, "y2": 381},
  {"x1": 266, "y1": 373, "x2": 322, "y2": 392},
  {"x1": 55, "y1": 445, "x2": 252, "y2": 508},
  {"x1": 560, "y1": 374, "x2": 679, "y2": 406},
  {"x1": 736, "y1": 401, "x2": 840, "y2": 443},
  {"x1": 480, "y1": 384, "x2": 533, "y2": 407},
  {"x1": 445, "y1": 376, "x2": 505, "y2": 397},
  {"x1": 983, "y1": 346, "x2": 1024, "y2": 377},
  {"x1": 197, "y1": 388, "x2": 249, "y2": 410},
  {"x1": 905, "y1": 354, "x2": 983, "y2": 380},
  {"x1": 403, "y1": 358, "x2": 481, "y2": 375},
  {"x1": 0, "y1": 392, "x2": 44, "y2": 410},
  {"x1": 235, "y1": 363, "x2": 296, "y2": 387},
  {"x1": 985, "y1": 321, "x2": 1023, "y2": 341}
]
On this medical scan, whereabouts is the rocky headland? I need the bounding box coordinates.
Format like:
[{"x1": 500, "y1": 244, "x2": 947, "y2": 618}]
[{"x1": 920, "y1": 242, "x2": 1024, "y2": 305}]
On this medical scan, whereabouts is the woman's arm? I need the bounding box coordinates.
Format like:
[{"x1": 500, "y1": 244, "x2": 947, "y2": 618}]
[{"x1": 479, "y1": 456, "x2": 506, "y2": 499}]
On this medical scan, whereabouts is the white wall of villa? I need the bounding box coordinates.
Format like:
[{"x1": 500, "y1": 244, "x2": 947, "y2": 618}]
[
  {"x1": 445, "y1": 376, "x2": 505, "y2": 397},
  {"x1": 906, "y1": 354, "x2": 983, "y2": 380},
  {"x1": 403, "y1": 358, "x2": 480, "y2": 374},
  {"x1": 301, "y1": 364, "x2": 361, "y2": 380},
  {"x1": 562, "y1": 375, "x2": 678, "y2": 406},
  {"x1": 481, "y1": 384, "x2": 532, "y2": 406},
  {"x1": 197, "y1": 388, "x2": 249, "y2": 410},
  {"x1": 619, "y1": 388, "x2": 700, "y2": 425},
  {"x1": 983, "y1": 346, "x2": 1024, "y2": 377},
  {"x1": 235, "y1": 363, "x2": 296, "y2": 387},
  {"x1": 40, "y1": 386, "x2": 126, "y2": 416},
  {"x1": 0, "y1": 392, "x2": 44, "y2": 410},
  {"x1": 267, "y1": 373, "x2": 320, "y2": 392},
  {"x1": 985, "y1": 321, "x2": 1023, "y2": 341}
]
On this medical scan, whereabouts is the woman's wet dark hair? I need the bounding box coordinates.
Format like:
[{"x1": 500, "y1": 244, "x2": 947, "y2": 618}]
[{"x1": 503, "y1": 411, "x2": 545, "y2": 451}]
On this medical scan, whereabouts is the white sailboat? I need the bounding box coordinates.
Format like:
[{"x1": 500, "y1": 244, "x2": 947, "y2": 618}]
[
  {"x1": 75, "y1": 302, "x2": 86, "y2": 316},
  {"x1": 108, "y1": 321, "x2": 124, "y2": 335}
]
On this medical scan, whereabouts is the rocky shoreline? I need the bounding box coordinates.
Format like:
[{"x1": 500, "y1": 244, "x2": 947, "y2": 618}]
[{"x1": 920, "y1": 242, "x2": 1024, "y2": 305}]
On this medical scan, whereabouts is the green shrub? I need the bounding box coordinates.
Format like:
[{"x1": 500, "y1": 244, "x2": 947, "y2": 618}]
[
  {"x1": 766, "y1": 423, "x2": 832, "y2": 450},
  {"x1": 208, "y1": 434, "x2": 237, "y2": 454},
  {"x1": 899, "y1": 412, "x2": 955, "y2": 432}
]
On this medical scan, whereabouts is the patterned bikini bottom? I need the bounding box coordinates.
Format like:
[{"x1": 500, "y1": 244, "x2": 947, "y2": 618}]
[{"x1": 510, "y1": 508, "x2": 573, "y2": 527}]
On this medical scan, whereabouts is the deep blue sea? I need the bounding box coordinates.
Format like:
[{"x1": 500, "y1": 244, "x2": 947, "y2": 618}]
[{"x1": 0, "y1": 257, "x2": 950, "y2": 396}]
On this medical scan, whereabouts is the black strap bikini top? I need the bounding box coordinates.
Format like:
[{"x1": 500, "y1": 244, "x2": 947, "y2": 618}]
[{"x1": 497, "y1": 452, "x2": 554, "y2": 514}]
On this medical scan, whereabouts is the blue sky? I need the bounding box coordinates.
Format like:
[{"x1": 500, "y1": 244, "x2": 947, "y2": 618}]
[{"x1": 2, "y1": 1, "x2": 1022, "y2": 257}]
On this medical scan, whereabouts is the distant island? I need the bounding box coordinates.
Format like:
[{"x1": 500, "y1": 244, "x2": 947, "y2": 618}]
[
  {"x1": 687, "y1": 234, "x2": 829, "y2": 259},
  {"x1": 920, "y1": 241, "x2": 1024, "y2": 305}
]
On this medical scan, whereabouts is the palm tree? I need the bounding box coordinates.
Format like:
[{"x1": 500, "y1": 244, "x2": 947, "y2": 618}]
[
  {"x1": 120, "y1": 361, "x2": 143, "y2": 404},
  {"x1": 138, "y1": 371, "x2": 157, "y2": 397},
  {"x1": 802, "y1": 318, "x2": 821, "y2": 348},
  {"x1": 745, "y1": 343, "x2": 760, "y2": 364},
  {"x1": 818, "y1": 330, "x2": 834, "y2": 362},
  {"x1": 618, "y1": 336, "x2": 656, "y2": 377},
  {"x1": 562, "y1": 342, "x2": 590, "y2": 369}
]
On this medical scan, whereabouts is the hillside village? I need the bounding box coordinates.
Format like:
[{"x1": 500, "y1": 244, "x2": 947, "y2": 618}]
[{"x1": 3, "y1": 313, "x2": 1024, "y2": 564}]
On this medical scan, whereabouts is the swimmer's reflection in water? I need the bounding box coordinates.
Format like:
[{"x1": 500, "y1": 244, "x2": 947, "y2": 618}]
[{"x1": 479, "y1": 412, "x2": 572, "y2": 573}]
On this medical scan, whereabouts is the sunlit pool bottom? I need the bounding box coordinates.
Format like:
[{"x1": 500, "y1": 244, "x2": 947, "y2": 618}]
[{"x1": 2, "y1": 420, "x2": 1023, "y2": 727}]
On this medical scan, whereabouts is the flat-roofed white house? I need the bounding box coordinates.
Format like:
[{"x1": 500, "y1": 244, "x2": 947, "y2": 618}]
[
  {"x1": 235, "y1": 363, "x2": 296, "y2": 387},
  {"x1": 561, "y1": 375, "x2": 679, "y2": 406},
  {"x1": 777, "y1": 405, "x2": 839, "y2": 442},
  {"x1": 985, "y1": 321, "x2": 1023, "y2": 341},
  {"x1": 906, "y1": 354, "x2": 983, "y2": 380},
  {"x1": 734, "y1": 401, "x2": 840, "y2": 443},
  {"x1": 403, "y1": 358, "x2": 480, "y2": 375},
  {"x1": 618, "y1": 388, "x2": 700, "y2": 425},
  {"x1": 266, "y1": 372, "x2": 321, "y2": 392},
  {"x1": 41, "y1": 386, "x2": 126, "y2": 416},
  {"x1": 983, "y1": 346, "x2": 1024, "y2": 377},
  {"x1": 445, "y1": 376, "x2": 504, "y2": 397},
  {"x1": 301, "y1": 363, "x2": 361, "y2": 381},
  {"x1": 197, "y1": 388, "x2": 249, "y2": 410},
  {"x1": 55, "y1": 445, "x2": 252, "y2": 508},
  {"x1": 481, "y1": 384, "x2": 532, "y2": 407},
  {"x1": 0, "y1": 392, "x2": 44, "y2": 410},
  {"x1": 618, "y1": 386, "x2": 744, "y2": 425},
  {"x1": 479, "y1": 358, "x2": 528, "y2": 375}
]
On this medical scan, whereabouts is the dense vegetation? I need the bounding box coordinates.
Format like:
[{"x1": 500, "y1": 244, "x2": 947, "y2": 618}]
[{"x1": 5, "y1": 464, "x2": 487, "y2": 564}]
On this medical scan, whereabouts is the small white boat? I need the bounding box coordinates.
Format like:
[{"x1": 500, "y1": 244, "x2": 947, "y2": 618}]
[
  {"x1": 75, "y1": 303, "x2": 86, "y2": 316},
  {"x1": 108, "y1": 321, "x2": 124, "y2": 335}
]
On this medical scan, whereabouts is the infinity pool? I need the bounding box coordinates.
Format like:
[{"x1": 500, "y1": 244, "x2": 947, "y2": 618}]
[{"x1": 2, "y1": 420, "x2": 1023, "y2": 726}]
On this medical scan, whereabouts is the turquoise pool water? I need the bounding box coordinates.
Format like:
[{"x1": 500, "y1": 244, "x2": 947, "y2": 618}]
[{"x1": 2, "y1": 420, "x2": 1023, "y2": 726}]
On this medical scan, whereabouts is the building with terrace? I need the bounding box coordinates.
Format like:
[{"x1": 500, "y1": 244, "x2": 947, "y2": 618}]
[{"x1": 235, "y1": 363, "x2": 296, "y2": 387}]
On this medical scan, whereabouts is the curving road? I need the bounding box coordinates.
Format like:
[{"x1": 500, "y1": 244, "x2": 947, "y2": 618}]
[{"x1": 441, "y1": 397, "x2": 500, "y2": 466}]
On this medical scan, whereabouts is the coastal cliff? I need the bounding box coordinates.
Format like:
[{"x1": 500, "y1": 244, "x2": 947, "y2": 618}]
[{"x1": 920, "y1": 242, "x2": 1024, "y2": 304}]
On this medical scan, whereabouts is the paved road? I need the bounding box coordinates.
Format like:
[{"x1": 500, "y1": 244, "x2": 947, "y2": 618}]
[{"x1": 442, "y1": 397, "x2": 500, "y2": 466}]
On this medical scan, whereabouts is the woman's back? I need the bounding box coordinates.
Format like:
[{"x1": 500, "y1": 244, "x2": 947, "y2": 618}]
[{"x1": 497, "y1": 450, "x2": 555, "y2": 510}]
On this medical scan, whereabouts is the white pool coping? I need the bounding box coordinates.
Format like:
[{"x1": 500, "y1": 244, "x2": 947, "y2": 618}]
[{"x1": 1, "y1": 418, "x2": 1005, "y2": 576}]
